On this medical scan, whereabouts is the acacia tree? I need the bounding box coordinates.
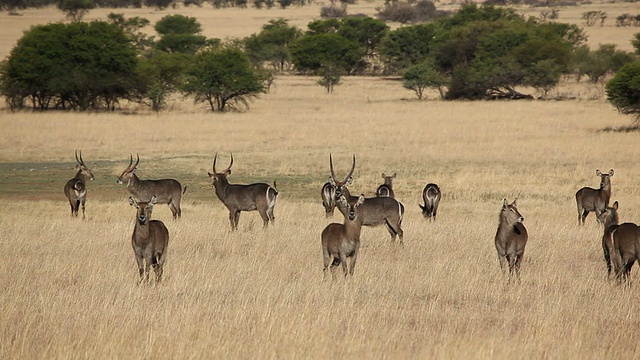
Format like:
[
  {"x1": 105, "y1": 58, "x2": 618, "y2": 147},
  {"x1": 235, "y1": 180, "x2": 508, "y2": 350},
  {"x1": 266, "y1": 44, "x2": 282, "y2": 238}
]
[
  {"x1": 606, "y1": 61, "x2": 640, "y2": 122},
  {"x1": 0, "y1": 21, "x2": 138, "y2": 110},
  {"x1": 181, "y1": 47, "x2": 267, "y2": 112},
  {"x1": 57, "y1": 0, "x2": 94, "y2": 21},
  {"x1": 402, "y1": 58, "x2": 447, "y2": 99}
]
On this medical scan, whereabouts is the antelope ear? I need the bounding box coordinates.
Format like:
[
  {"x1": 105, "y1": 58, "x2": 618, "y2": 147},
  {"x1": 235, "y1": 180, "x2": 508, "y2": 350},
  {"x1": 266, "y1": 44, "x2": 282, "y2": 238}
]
[
  {"x1": 150, "y1": 196, "x2": 157, "y2": 205},
  {"x1": 328, "y1": 177, "x2": 336, "y2": 186},
  {"x1": 596, "y1": 169, "x2": 602, "y2": 176},
  {"x1": 609, "y1": 169, "x2": 614, "y2": 177},
  {"x1": 339, "y1": 195, "x2": 347, "y2": 205},
  {"x1": 392, "y1": 173, "x2": 396, "y2": 178},
  {"x1": 357, "y1": 194, "x2": 365, "y2": 205},
  {"x1": 381, "y1": 173, "x2": 386, "y2": 178},
  {"x1": 502, "y1": 198, "x2": 508, "y2": 207},
  {"x1": 346, "y1": 176, "x2": 353, "y2": 185},
  {"x1": 225, "y1": 169, "x2": 232, "y2": 176},
  {"x1": 208, "y1": 172, "x2": 214, "y2": 178},
  {"x1": 129, "y1": 196, "x2": 136, "y2": 206},
  {"x1": 512, "y1": 198, "x2": 518, "y2": 207},
  {"x1": 613, "y1": 201, "x2": 619, "y2": 210}
]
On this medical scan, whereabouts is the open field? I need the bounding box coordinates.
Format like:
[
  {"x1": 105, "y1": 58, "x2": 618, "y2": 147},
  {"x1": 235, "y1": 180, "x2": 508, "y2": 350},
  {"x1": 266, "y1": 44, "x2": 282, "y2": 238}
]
[
  {"x1": 2, "y1": 2, "x2": 640, "y2": 359},
  {"x1": 2, "y1": 75, "x2": 640, "y2": 358}
]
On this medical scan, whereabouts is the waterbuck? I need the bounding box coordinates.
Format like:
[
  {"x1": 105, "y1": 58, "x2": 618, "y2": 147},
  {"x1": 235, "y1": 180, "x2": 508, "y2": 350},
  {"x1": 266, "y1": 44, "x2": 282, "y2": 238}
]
[
  {"x1": 117, "y1": 154, "x2": 185, "y2": 219},
  {"x1": 575, "y1": 169, "x2": 614, "y2": 225},
  {"x1": 129, "y1": 196, "x2": 169, "y2": 284},
  {"x1": 321, "y1": 181, "x2": 337, "y2": 218},
  {"x1": 208, "y1": 153, "x2": 278, "y2": 231},
  {"x1": 322, "y1": 194, "x2": 366, "y2": 277},
  {"x1": 494, "y1": 198, "x2": 528, "y2": 280},
  {"x1": 597, "y1": 201, "x2": 620, "y2": 278},
  {"x1": 63, "y1": 150, "x2": 95, "y2": 219},
  {"x1": 419, "y1": 183, "x2": 441, "y2": 221},
  {"x1": 597, "y1": 201, "x2": 640, "y2": 282},
  {"x1": 375, "y1": 173, "x2": 396, "y2": 198},
  {"x1": 330, "y1": 154, "x2": 405, "y2": 244}
]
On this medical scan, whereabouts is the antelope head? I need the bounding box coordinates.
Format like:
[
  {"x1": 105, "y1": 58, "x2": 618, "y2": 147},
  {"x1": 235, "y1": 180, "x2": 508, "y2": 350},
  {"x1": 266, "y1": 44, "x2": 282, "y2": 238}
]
[
  {"x1": 596, "y1": 169, "x2": 614, "y2": 189},
  {"x1": 338, "y1": 194, "x2": 365, "y2": 221},
  {"x1": 117, "y1": 153, "x2": 140, "y2": 185},
  {"x1": 129, "y1": 195, "x2": 157, "y2": 225},
  {"x1": 75, "y1": 150, "x2": 95, "y2": 181},
  {"x1": 208, "y1": 153, "x2": 233, "y2": 188},
  {"x1": 501, "y1": 198, "x2": 524, "y2": 225},
  {"x1": 381, "y1": 172, "x2": 396, "y2": 185},
  {"x1": 329, "y1": 154, "x2": 356, "y2": 200}
]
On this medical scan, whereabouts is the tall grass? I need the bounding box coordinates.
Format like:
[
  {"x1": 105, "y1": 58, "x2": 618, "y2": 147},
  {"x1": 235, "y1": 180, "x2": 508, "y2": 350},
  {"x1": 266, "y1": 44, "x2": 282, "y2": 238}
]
[{"x1": 2, "y1": 75, "x2": 640, "y2": 358}]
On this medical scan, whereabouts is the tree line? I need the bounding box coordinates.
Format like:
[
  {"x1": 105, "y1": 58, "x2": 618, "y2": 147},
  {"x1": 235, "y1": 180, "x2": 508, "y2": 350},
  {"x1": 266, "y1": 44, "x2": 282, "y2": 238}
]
[{"x1": 1, "y1": 4, "x2": 639, "y2": 118}]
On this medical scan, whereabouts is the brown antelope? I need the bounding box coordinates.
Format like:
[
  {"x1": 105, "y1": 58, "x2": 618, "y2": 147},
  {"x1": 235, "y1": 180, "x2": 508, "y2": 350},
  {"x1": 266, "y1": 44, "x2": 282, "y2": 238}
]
[
  {"x1": 63, "y1": 150, "x2": 95, "y2": 219},
  {"x1": 597, "y1": 201, "x2": 640, "y2": 283},
  {"x1": 321, "y1": 181, "x2": 337, "y2": 217},
  {"x1": 494, "y1": 198, "x2": 528, "y2": 280},
  {"x1": 208, "y1": 153, "x2": 278, "y2": 231},
  {"x1": 375, "y1": 173, "x2": 396, "y2": 198},
  {"x1": 117, "y1": 154, "x2": 185, "y2": 219},
  {"x1": 322, "y1": 194, "x2": 366, "y2": 277},
  {"x1": 575, "y1": 169, "x2": 614, "y2": 225},
  {"x1": 419, "y1": 183, "x2": 441, "y2": 221},
  {"x1": 129, "y1": 196, "x2": 169, "y2": 284},
  {"x1": 330, "y1": 155, "x2": 405, "y2": 244},
  {"x1": 597, "y1": 201, "x2": 620, "y2": 278}
]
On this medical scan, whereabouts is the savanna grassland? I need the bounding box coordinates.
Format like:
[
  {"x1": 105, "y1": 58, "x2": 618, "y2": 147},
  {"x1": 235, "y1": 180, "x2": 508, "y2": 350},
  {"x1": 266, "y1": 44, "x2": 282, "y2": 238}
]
[{"x1": 2, "y1": 2, "x2": 640, "y2": 359}]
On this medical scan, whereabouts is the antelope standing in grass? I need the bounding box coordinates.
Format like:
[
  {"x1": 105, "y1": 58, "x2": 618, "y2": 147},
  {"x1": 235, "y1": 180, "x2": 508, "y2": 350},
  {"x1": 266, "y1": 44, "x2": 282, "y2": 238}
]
[
  {"x1": 321, "y1": 181, "x2": 337, "y2": 217},
  {"x1": 117, "y1": 154, "x2": 185, "y2": 219},
  {"x1": 208, "y1": 153, "x2": 278, "y2": 231},
  {"x1": 129, "y1": 196, "x2": 169, "y2": 284},
  {"x1": 597, "y1": 201, "x2": 640, "y2": 282},
  {"x1": 376, "y1": 173, "x2": 396, "y2": 198},
  {"x1": 419, "y1": 183, "x2": 441, "y2": 221},
  {"x1": 494, "y1": 198, "x2": 528, "y2": 280},
  {"x1": 322, "y1": 194, "x2": 366, "y2": 277},
  {"x1": 63, "y1": 150, "x2": 95, "y2": 219},
  {"x1": 597, "y1": 201, "x2": 620, "y2": 278},
  {"x1": 575, "y1": 169, "x2": 614, "y2": 225},
  {"x1": 330, "y1": 155, "x2": 405, "y2": 244}
]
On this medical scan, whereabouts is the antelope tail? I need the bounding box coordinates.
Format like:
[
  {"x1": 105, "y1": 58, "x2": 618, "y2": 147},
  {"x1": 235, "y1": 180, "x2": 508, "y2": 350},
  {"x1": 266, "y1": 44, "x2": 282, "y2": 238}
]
[{"x1": 182, "y1": 185, "x2": 188, "y2": 195}]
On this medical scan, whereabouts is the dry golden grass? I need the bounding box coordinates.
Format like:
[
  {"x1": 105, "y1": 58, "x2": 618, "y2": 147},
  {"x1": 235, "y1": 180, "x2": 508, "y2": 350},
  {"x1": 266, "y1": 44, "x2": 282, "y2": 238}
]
[
  {"x1": 2, "y1": 75, "x2": 640, "y2": 359},
  {"x1": 2, "y1": 3, "x2": 640, "y2": 359}
]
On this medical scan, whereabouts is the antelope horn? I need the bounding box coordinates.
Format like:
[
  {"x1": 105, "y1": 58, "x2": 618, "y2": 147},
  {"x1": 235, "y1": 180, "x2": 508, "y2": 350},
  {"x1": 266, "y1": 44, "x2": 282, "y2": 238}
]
[
  {"x1": 225, "y1": 153, "x2": 234, "y2": 173},
  {"x1": 330, "y1": 154, "x2": 338, "y2": 184},
  {"x1": 78, "y1": 150, "x2": 85, "y2": 166},
  {"x1": 127, "y1": 153, "x2": 134, "y2": 171},
  {"x1": 212, "y1": 153, "x2": 218, "y2": 173},
  {"x1": 75, "y1": 150, "x2": 81, "y2": 165},
  {"x1": 134, "y1": 153, "x2": 140, "y2": 169},
  {"x1": 344, "y1": 154, "x2": 356, "y2": 184}
]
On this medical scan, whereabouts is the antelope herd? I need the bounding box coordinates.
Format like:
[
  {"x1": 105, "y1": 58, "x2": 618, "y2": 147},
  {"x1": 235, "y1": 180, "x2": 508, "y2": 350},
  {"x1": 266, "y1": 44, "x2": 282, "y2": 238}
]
[{"x1": 62, "y1": 152, "x2": 637, "y2": 285}]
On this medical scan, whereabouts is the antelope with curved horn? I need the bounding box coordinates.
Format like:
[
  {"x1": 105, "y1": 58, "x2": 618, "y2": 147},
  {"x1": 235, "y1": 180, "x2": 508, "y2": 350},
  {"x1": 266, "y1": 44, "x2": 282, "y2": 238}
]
[
  {"x1": 129, "y1": 196, "x2": 169, "y2": 284},
  {"x1": 597, "y1": 201, "x2": 640, "y2": 282},
  {"x1": 330, "y1": 154, "x2": 405, "y2": 244},
  {"x1": 117, "y1": 154, "x2": 185, "y2": 219},
  {"x1": 376, "y1": 173, "x2": 396, "y2": 198},
  {"x1": 63, "y1": 150, "x2": 95, "y2": 219},
  {"x1": 494, "y1": 198, "x2": 528, "y2": 280},
  {"x1": 419, "y1": 183, "x2": 441, "y2": 221},
  {"x1": 321, "y1": 181, "x2": 337, "y2": 218},
  {"x1": 322, "y1": 194, "x2": 366, "y2": 277},
  {"x1": 208, "y1": 153, "x2": 278, "y2": 231},
  {"x1": 575, "y1": 169, "x2": 614, "y2": 225}
]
